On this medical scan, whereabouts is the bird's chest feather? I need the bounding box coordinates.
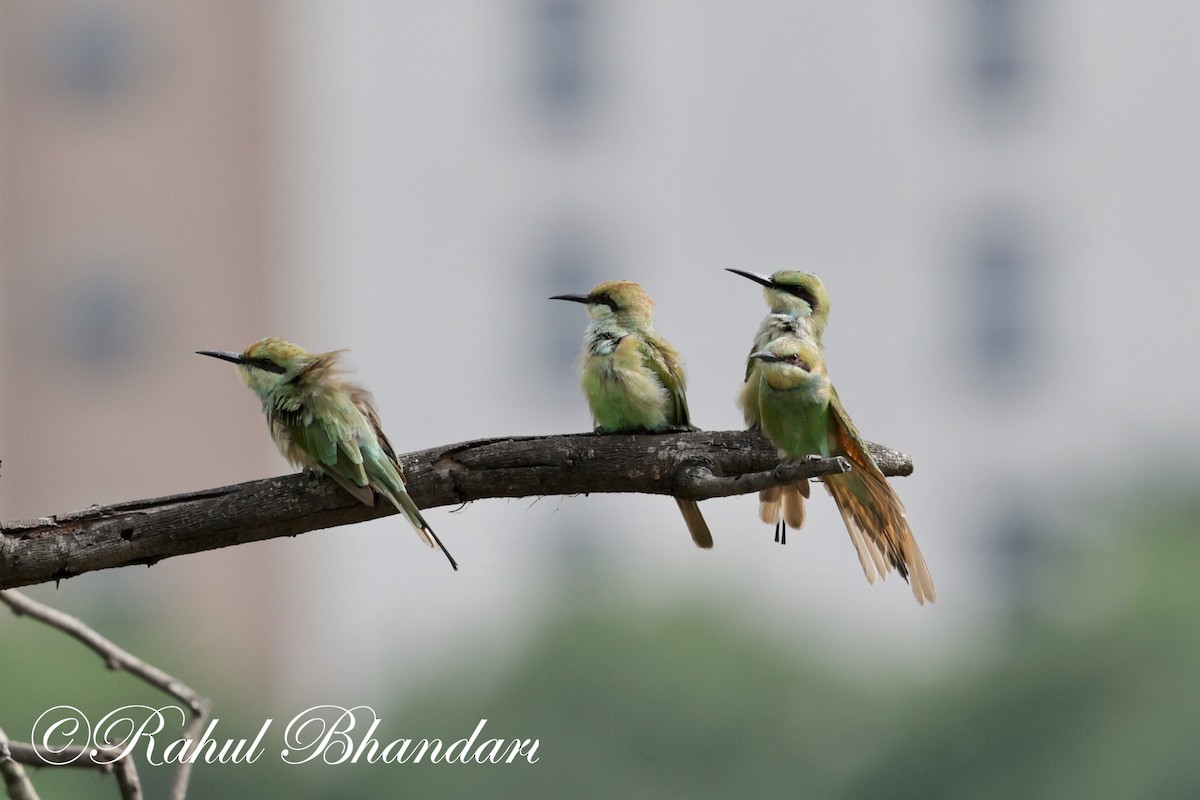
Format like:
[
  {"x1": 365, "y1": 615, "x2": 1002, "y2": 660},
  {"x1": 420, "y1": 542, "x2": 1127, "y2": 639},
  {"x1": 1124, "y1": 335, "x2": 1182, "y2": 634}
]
[
  {"x1": 581, "y1": 336, "x2": 669, "y2": 430},
  {"x1": 759, "y1": 379, "x2": 833, "y2": 459}
]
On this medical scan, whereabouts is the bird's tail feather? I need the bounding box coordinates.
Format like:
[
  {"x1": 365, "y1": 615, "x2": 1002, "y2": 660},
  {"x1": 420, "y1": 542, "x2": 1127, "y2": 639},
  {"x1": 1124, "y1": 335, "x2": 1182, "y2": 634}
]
[
  {"x1": 782, "y1": 480, "x2": 808, "y2": 529},
  {"x1": 824, "y1": 469, "x2": 934, "y2": 604},
  {"x1": 390, "y1": 488, "x2": 459, "y2": 571},
  {"x1": 759, "y1": 482, "x2": 808, "y2": 529},
  {"x1": 826, "y1": 391, "x2": 934, "y2": 603},
  {"x1": 758, "y1": 486, "x2": 782, "y2": 524},
  {"x1": 675, "y1": 498, "x2": 713, "y2": 549}
]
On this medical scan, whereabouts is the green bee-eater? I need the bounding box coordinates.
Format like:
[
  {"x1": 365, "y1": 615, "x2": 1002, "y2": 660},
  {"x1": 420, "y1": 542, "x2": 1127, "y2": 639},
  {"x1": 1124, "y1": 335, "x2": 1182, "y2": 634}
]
[
  {"x1": 551, "y1": 281, "x2": 714, "y2": 549},
  {"x1": 750, "y1": 336, "x2": 934, "y2": 604},
  {"x1": 197, "y1": 338, "x2": 457, "y2": 570},
  {"x1": 728, "y1": 268, "x2": 831, "y2": 541}
]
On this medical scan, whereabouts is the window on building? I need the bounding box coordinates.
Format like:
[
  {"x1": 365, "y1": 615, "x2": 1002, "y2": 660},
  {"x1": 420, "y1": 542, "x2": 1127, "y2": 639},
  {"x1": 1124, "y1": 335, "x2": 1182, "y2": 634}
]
[
  {"x1": 60, "y1": 270, "x2": 145, "y2": 368},
  {"x1": 526, "y1": 0, "x2": 600, "y2": 134},
  {"x1": 46, "y1": 4, "x2": 145, "y2": 104},
  {"x1": 963, "y1": 209, "x2": 1039, "y2": 383},
  {"x1": 959, "y1": 0, "x2": 1037, "y2": 119}
]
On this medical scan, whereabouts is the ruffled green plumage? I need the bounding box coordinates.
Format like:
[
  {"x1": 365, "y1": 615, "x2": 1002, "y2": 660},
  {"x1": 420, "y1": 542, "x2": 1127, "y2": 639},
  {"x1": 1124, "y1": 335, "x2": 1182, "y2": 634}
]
[{"x1": 199, "y1": 337, "x2": 457, "y2": 570}]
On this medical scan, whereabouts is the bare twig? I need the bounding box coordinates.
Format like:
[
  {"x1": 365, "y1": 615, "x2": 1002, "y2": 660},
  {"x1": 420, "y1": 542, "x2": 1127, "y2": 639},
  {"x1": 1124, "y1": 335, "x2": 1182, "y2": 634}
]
[
  {"x1": 0, "y1": 591, "x2": 207, "y2": 714},
  {"x1": 165, "y1": 709, "x2": 209, "y2": 800},
  {"x1": 0, "y1": 591, "x2": 210, "y2": 800},
  {"x1": 4, "y1": 741, "x2": 123, "y2": 770},
  {"x1": 0, "y1": 727, "x2": 41, "y2": 800},
  {"x1": 112, "y1": 755, "x2": 143, "y2": 800},
  {"x1": 677, "y1": 457, "x2": 852, "y2": 498},
  {"x1": 4, "y1": 731, "x2": 144, "y2": 800},
  {"x1": 0, "y1": 430, "x2": 913, "y2": 590}
]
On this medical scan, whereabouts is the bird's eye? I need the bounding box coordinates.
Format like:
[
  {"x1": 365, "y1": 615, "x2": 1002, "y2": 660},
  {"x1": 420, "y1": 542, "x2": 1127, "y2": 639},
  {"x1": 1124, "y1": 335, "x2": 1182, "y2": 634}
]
[{"x1": 785, "y1": 353, "x2": 811, "y2": 371}]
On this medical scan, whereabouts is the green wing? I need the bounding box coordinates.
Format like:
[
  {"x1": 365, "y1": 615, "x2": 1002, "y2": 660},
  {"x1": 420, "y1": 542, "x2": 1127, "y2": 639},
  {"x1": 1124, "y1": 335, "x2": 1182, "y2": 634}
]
[
  {"x1": 275, "y1": 404, "x2": 374, "y2": 500},
  {"x1": 640, "y1": 336, "x2": 693, "y2": 429},
  {"x1": 743, "y1": 345, "x2": 757, "y2": 383},
  {"x1": 828, "y1": 387, "x2": 884, "y2": 475}
]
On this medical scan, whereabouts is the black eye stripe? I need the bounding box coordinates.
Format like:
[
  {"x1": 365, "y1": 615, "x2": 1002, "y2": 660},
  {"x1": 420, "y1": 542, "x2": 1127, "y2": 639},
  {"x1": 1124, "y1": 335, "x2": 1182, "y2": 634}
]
[
  {"x1": 785, "y1": 286, "x2": 818, "y2": 309},
  {"x1": 592, "y1": 292, "x2": 618, "y2": 311},
  {"x1": 249, "y1": 357, "x2": 287, "y2": 374}
]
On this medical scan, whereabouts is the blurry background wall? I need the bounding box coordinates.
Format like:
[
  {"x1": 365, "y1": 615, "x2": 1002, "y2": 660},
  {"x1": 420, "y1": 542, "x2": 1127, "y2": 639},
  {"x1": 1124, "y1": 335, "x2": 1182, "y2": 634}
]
[{"x1": 2, "y1": 2, "x2": 1199, "y2": 797}]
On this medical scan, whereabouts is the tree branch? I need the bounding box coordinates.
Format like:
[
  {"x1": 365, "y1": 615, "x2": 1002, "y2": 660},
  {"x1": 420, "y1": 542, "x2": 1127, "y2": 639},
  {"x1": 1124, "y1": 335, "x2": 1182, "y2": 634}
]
[
  {"x1": 0, "y1": 726, "x2": 41, "y2": 800},
  {"x1": 0, "y1": 591, "x2": 208, "y2": 800},
  {"x1": 5, "y1": 740, "x2": 146, "y2": 800},
  {"x1": 0, "y1": 430, "x2": 913, "y2": 590}
]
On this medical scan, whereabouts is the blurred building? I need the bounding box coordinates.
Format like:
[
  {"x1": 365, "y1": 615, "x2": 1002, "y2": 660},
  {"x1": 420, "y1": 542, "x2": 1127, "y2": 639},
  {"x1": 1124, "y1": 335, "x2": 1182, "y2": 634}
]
[
  {"x1": 3, "y1": 1, "x2": 1199, "y2": 700},
  {"x1": 0, "y1": 0, "x2": 282, "y2": 679}
]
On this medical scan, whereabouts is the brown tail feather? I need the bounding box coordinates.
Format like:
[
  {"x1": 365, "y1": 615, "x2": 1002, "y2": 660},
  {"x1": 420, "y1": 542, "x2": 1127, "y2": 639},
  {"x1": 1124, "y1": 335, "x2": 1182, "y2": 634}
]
[
  {"x1": 824, "y1": 473, "x2": 889, "y2": 583},
  {"x1": 676, "y1": 498, "x2": 714, "y2": 549},
  {"x1": 824, "y1": 467, "x2": 935, "y2": 604},
  {"x1": 827, "y1": 393, "x2": 935, "y2": 604},
  {"x1": 781, "y1": 481, "x2": 808, "y2": 529},
  {"x1": 758, "y1": 485, "x2": 783, "y2": 524},
  {"x1": 760, "y1": 483, "x2": 808, "y2": 529}
]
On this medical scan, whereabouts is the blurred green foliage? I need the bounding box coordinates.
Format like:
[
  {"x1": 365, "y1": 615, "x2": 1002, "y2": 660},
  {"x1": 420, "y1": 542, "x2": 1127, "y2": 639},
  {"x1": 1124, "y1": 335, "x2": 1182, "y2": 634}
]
[{"x1": 5, "y1": 485, "x2": 1198, "y2": 799}]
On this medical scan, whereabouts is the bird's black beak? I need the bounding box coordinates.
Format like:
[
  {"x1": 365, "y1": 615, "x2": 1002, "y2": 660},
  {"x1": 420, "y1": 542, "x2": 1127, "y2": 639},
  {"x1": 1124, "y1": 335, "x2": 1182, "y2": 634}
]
[
  {"x1": 726, "y1": 268, "x2": 775, "y2": 289},
  {"x1": 549, "y1": 294, "x2": 592, "y2": 305},
  {"x1": 749, "y1": 350, "x2": 784, "y2": 363},
  {"x1": 196, "y1": 349, "x2": 248, "y2": 366}
]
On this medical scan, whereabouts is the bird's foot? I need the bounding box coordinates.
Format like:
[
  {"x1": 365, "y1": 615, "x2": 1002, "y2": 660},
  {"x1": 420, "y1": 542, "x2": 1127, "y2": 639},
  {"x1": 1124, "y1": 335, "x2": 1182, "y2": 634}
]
[{"x1": 802, "y1": 454, "x2": 824, "y2": 464}]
